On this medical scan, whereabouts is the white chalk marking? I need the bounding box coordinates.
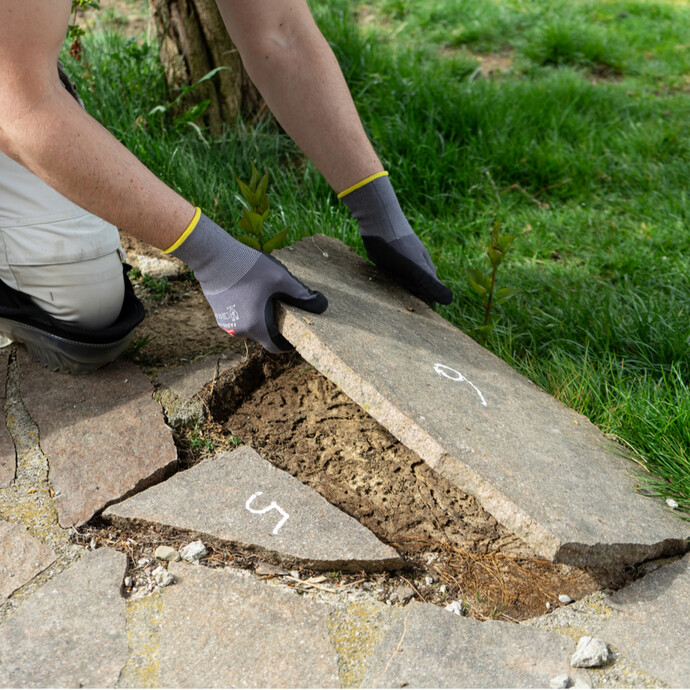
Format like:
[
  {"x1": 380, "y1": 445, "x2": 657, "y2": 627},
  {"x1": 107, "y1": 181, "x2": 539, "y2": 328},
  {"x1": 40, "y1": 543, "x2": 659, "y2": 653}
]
[
  {"x1": 434, "y1": 363, "x2": 488, "y2": 407},
  {"x1": 245, "y1": 492, "x2": 290, "y2": 535}
]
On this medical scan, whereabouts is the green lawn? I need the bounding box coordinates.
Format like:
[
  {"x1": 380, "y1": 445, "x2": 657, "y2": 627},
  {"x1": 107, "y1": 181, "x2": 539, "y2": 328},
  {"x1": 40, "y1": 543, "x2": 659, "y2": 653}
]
[{"x1": 63, "y1": 0, "x2": 690, "y2": 515}]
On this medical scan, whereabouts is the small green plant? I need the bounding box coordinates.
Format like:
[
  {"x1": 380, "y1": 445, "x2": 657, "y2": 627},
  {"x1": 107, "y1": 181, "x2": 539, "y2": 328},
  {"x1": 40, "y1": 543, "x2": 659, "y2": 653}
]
[
  {"x1": 188, "y1": 432, "x2": 214, "y2": 452},
  {"x1": 236, "y1": 163, "x2": 289, "y2": 253},
  {"x1": 467, "y1": 222, "x2": 518, "y2": 340},
  {"x1": 125, "y1": 334, "x2": 153, "y2": 359},
  {"x1": 131, "y1": 269, "x2": 174, "y2": 301},
  {"x1": 68, "y1": 0, "x2": 100, "y2": 60},
  {"x1": 227, "y1": 435, "x2": 243, "y2": 448}
]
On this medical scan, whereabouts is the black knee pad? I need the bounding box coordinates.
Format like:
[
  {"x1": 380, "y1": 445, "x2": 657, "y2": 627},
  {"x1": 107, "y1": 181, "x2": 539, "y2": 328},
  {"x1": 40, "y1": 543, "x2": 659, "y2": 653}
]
[{"x1": 0, "y1": 264, "x2": 145, "y2": 374}]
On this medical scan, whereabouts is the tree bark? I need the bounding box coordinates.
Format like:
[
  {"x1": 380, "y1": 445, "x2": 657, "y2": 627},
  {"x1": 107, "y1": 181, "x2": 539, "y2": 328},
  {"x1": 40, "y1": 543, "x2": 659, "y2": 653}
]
[{"x1": 147, "y1": 0, "x2": 263, "y2": 130}]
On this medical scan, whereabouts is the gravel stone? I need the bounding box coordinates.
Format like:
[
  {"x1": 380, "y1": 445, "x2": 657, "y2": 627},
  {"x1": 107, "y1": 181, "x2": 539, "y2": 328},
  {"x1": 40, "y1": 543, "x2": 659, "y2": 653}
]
[
  {"x1": 559, "y1": 594, "x2": 574, "y2": 604},
  {"x1": 550, "y1": 673, "x2": 571, "y2": 688},
  {"x1": 152, "y1": 565, "x2": 175, "y2": 587},
  {"x1": 179, "y1": 540, "x2": 207, "y2": 562},
  {"x1": 444, "y1": 600, "x2": 464, "y2": 616},
  {"x1": 571, "y1": 636, "x2": 609, "y2": 668},
  {"x1": 154, "y1": 545, "x2": 180, "y2": 562}
]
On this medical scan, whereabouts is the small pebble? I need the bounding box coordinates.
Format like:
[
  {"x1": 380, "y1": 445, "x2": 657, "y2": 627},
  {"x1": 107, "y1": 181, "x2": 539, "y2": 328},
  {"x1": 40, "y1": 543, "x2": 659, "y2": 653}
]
[
  {"x1": 439, "y1": 584, "x2": 448, "y2": 594},
  {"x1": 362, "y1": 582, "x2": 373, "y2": 591},
  {"x1": 424, "y1": 576, "x2": 434, "y2": 586},
  {"x1": 559, "y1": 594, "x2": 574, "y2": 604},
  {"x1": 152, "y1": 565, "x2": 175, "y2": 588},
  {"x1": 137, "y1": 557, "x2": 149, "y2": 568},
  {"x1": 124, "y1": 576, "x2": 133, "y2": 588},
  {"x1": 179, "y1": 540, "x2": 208, "y2": 563},
  {"x1": 155, "y1": 545, "x2": 180, "y2": 562},
  {"x1": 395, "y1": 585, "x2": 415, "y2": 605},
  {"x1": 549, "y1": 674, "x2": 570, "y2": 688},
  {"x1": 444, "y1": 600, "x2": 464, "y2": 616},
  {"x1": 289, "y1": 570, "x2": 301, "y2": 580},
  {"x1": 546, "y1": 602, "x2": 552, "y2": 610},
  {"x1": 666, "y1": 498, "x2": 679, "y2": 509},
  {"x1": 255, "y1": 562, "x2": 289, "y2": 577},
  {"x1": 571, "y1": 636, "x2": 609, "y2": 668}
]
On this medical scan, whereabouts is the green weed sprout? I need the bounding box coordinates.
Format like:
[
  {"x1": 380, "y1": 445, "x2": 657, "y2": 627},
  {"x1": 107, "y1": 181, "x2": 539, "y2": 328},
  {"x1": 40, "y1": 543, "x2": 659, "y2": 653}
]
[
  {"x1": 236, "y1": 163, "x2": 289, "y2": 253},
  {"x1": 467, "y1": 222, "x2": 518, "y2": 340}
]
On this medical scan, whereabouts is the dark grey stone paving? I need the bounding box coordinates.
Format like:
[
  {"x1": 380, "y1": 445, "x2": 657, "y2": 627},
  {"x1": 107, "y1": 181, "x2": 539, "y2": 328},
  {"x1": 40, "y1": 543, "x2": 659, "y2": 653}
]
[
  {"x1": 0, "y1": 354, "x2": 14, "y2": 488},
  {"x1": 361, "y1": 600, "x2": 591, "y2": 688},
  {"x1": 0, "y1": 548, "x2": 128, "y2": 688},
  {"x1": 158, "y1": 561, "x2": 340, "y2": 688},
  {"x1": 602, "y1": 553, "x2": 689, "y2": 687},
  {"x1": 104, "y1": 446, "x2": 402, "y2": 571},
  {"x1": 17, "y1": 350, "x2": 177, "y2": 527},
  {"x1": 274, "y1": 236, "x2": 688, "y2": 568},
  {"x1": 0, "y1": 520, "x2": 56, "y2": 601}
]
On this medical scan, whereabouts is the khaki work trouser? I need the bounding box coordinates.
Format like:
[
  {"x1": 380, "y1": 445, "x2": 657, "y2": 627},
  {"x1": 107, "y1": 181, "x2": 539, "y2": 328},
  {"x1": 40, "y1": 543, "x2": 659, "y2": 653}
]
[{"x1": 0, "y1": 152, "x2": 125, "y2": 329}]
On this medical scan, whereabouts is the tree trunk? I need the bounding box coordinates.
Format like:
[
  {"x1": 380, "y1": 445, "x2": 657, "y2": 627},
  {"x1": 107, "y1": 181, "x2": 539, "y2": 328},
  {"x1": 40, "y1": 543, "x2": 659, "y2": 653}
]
[{"x1": 148, "y1": 0, "x2": 263, "y2": 131}]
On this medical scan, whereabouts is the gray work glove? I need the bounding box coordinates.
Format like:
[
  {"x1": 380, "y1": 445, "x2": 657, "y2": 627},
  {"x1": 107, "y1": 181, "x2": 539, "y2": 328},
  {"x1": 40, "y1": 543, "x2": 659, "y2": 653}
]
[
  {"x1": 341, "y1": 174, "x2": 453, "y2": 305},
  {"x1": 170, "y1": 212, "x2": 327, "y2": 353}
]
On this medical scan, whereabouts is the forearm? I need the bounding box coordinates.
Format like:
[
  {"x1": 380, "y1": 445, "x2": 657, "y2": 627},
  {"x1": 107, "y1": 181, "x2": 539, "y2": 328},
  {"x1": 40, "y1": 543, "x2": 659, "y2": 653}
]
[
  {"x1": 0, "y1": 86, "x2": 194, "y2": 249},
  {"x1": 0, "y1": 0, "x2": 193, "y2": 250},
  {"x1": 216, "y1": 0, "x2": 383, "y2": 193}
]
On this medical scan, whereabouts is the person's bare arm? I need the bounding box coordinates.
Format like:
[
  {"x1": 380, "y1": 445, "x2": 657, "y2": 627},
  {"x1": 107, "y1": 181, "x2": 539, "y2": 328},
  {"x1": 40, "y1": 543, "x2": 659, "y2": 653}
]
[
  {"x1": 215, "y1": 0, "x2": 383, "y2": 193},
  {"x1": 0, "y1": 0, "x2": 194, "y2": 248}
]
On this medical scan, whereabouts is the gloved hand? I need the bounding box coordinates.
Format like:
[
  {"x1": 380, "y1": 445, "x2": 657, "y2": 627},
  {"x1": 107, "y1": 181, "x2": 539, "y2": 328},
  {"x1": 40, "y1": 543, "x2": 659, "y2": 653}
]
[
  {"x1": 167, "y1": 211, "x2": 327, "y2": 353},
  {"x1": 340, "y1": 173, "x2": 452, "y2": 305}
]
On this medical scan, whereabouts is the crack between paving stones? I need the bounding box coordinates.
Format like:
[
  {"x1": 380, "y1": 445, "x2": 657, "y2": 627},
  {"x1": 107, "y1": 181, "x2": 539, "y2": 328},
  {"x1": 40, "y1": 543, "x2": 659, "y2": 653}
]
[{"x1": 371, "y1": 606, "x2": 412, "y2": 687}]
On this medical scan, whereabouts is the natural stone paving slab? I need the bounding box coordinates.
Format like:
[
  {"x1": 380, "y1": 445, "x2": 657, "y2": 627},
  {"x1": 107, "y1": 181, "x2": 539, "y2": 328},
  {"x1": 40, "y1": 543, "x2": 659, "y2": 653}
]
[
  {"x1": 17, "y1": 349, "x2": 177, "y2": 526},
  {"x1": 155, "y1": 349, "x2": 244, "y2": 399},
  {"x1": 158, "y1": 561, "x2": 340, "y2": 688},
  {"x1": 0, "y1": 354, "x2": 14, "y2": 488},
  {"x1": 601, "y1": 553, "x2": 690, "y2": 687},
  {"x1": 274, "y1": 237, "x2": 688, "y2": 567},
  {"x1": 361, "y1": 600, "x2": 591, "y2": 688},
  {"x1": 0, "y1": 548, "x2": 128, "y2": 688},
  {"x1": 0, "y1": 520, "x2": 56, "y2": 600},
  {"x1": 104, "y1": 446, "x2": 402, "y2": 571},
  {"x1": 154, "y1": 349, "x2": 245, "y2": 428}
]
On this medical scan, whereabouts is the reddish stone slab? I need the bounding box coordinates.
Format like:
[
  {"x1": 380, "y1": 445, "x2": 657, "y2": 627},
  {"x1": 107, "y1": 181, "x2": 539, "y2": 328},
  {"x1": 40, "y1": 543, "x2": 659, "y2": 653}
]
[
  {"x1": 17, "y1": 350, "x2": 177, "y2": 526},
  {"x1": 0, "y1": 354, "x2": 15, "y2": 488},
  {"x1": 0, "y1": 520, "x2": 56, "y2": 600}
]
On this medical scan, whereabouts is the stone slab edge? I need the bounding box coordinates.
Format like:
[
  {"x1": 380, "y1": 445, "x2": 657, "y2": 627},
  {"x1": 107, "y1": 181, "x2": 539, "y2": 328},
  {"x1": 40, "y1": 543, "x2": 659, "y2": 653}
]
[
  {"x1": 278, "y1": 307, "x2": 570, "y2": 561},
  {"x1": 103, "y1": 512, "x2": 402, "y2": 573}
]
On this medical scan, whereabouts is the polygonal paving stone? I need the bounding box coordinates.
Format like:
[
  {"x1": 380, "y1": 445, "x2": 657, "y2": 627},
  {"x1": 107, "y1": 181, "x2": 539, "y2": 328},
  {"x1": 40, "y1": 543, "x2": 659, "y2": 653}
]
[
  {"x1": 17, "y1": 349, "x2": 177, "y2": 526},
  {"x1": 362, "y1": 600, "x2": 591, "y2": 688},
  {"x1": 0, "y1": 353, "x2": 14, "y2": 488},
  {"x1": 154, "y1": 349, "x2": 245, "y2": 429},
  {"x1": 0, "y1": 548, "x2": 128, "y2": 688},
  {"x1": 158, "y1": 561, "x2": 340, "y2": 688},
  {"x1": 104, "y1": 446, "x2": 402, "y2": 571},
  {"x1": 0, "y1": 520, "x2": 56, "y2": 600},
  {"x1": 601, "y1": 553, "x2": 690, "y2": 687},
  {"x1": 274, "y1": 236, "x2": 689, "y2": 568}
]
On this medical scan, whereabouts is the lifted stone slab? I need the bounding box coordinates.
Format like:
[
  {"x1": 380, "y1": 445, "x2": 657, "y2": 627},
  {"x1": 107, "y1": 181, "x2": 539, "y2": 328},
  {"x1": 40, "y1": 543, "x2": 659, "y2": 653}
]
[
  {"x1": 157, "y1": 562, "x2": 340, "y2": 688},
  {"x1": 0, "y1": 520, "x2": 56, "y2": 601},
  {"x1": 17, "y1": 350, "x2": 178, "y2": 527},
  {"x1": 0, "y1": 354, "x2": 14, "y2": 488},
  {"x1": 362, "y1": 600, "x2": 591, "y2": 688},
  {"x1": 104, "y1": 446, "x2": 402, "y2": 571},
  {"x1": 274, "y1": 237, "x2": 688, "y2": 568},
  {"x1": 0, "y1": 548, "x2": 128, "y2": 688}
]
